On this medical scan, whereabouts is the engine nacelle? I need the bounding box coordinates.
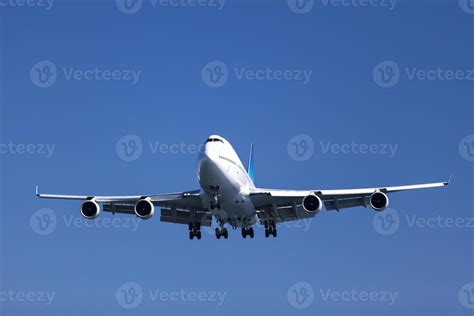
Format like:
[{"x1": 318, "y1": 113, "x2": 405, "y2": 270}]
[
  {"x1": 80, "y1": 200, "x2": 100, "y2": 219},
  {"x1": 302, "y1": 193, "x2": 322, "y2": 214},
  {"x1": 370, "y1": 192, "x2": 389, "y2": 211},
  {"x1": 134, "y1": 199, "x2": 155, "y2": 219}
]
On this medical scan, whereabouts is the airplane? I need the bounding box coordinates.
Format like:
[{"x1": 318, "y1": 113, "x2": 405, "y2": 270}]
[{"x1": 36, "y1": 135, "x2": 449, "y2": 240}]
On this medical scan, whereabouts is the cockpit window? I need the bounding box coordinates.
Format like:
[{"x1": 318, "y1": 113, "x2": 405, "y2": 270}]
[{"x1": 205, "y1": 138, "x2": 224, "y2": 144}]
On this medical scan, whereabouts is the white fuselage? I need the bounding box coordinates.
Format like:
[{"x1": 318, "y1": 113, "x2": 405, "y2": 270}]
[{"x1": 197, "y1": 136, "x2": 257, "y2": 228}]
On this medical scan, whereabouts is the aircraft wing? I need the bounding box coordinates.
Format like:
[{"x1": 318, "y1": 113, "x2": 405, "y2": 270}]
[
  {"x1": 250, "y1": 180, "x2": 449, "y2": 223},
  {"x1": 36, "y1": 187, "x2": 212, "y2": 226}
]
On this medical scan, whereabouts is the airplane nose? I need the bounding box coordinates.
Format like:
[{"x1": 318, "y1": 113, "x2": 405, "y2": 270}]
[
  {"x1": 198, "y1": 150, "x2": 220, "y2": 184},
  {"x1": 203, "y1": 142, "x2": 217, "y2": 157},
  {"x1": 197, "y1": 138, "x2": 222, "y2": 180},
  {"x1": 203, "y1": 149, "x2": 218, "y2": 166}
]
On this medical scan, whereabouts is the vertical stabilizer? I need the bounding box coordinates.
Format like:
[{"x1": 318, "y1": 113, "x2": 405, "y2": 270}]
[{"x1": 247, "y1": 144, "x2": 255, "y2": 183}]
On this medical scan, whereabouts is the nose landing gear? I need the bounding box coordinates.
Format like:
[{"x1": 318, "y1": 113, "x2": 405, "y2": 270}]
[
  {"x1": 210, "y1": 201, "x2": 221, "y2": 210},
  {"x1": 210, "y1": 186, "x2": 221, "y2": 210}
]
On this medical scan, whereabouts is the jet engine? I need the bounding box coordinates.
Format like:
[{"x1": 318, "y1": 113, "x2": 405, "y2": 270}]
[
  {"x1": 134, "y1": 199, "x2": 155, "y2": 219},
  {"x1": 80, "y1": 200, "x2": 100, "y2": 219},
  {"x1": 370, "y1": 192, "x2": 389, "y2": 211},
  {"x1": 302, "y1": 193, "x2": 322, "y2": 214}
]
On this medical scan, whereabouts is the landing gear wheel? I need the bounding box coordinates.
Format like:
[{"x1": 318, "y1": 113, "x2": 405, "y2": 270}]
[
  {"x1": 241, "y1": 228, "x2": 247, "y2": 238},
  {"x1": 189, "y1": 223, "x2": 201, "y2": 240},
  {"x1": 216, "y1": 227, "x2": 228, "y2": 239},
  {"x1": 249, "y1": 227, "x2": 254, "y2": 238},
  {"x1": 265, "y1": 227, "x2": 277, "y2": 238}
]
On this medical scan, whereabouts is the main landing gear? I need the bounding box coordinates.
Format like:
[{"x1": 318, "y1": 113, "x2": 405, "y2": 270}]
[
  {"x1": 241, "y1": 227, "x2": 254, "y2": 239},
  {"x1": 189, "y1": 223, "x2": 201, "y2": 240},
  {"x1": 264, "y1": 221, "x2": 277, "y2": 238},
  {"x1": 215, "y1": 227, "x2": 228, "y2": 239}
]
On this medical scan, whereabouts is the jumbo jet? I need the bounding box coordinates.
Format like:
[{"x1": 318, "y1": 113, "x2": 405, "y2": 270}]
[{"x1": 36, "y1": 135, "x2": 449, "y2": 240}]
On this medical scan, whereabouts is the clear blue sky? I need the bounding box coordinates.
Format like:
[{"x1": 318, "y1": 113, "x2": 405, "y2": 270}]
[{"x1": 0, "y1": 0, "x2": 473, "y2": 315}]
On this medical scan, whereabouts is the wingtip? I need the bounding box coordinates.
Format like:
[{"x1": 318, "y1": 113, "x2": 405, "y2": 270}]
[{"x1": 444, "y1": 174, "x2": 453, "y2": 186}]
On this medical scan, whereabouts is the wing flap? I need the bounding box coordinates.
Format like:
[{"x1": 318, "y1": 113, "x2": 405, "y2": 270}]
[
  {"x1": 151, "y1": 190, "x2": 205, "y2": 210},
  {"x1": 160, "y1": 208, "x2": 212, "y2": 226},
  {"x1": 324, "y1": 196, "x2": 370, "y2": 211},
  {"x1": 103, "y1": 202, "x2": 135, "y2": 214},
  {"x1": 257, "y1": 205, "x2": 315, "y2": 224},
  {"x1": 250, "y1": 191, "x2": 309, "y2": 210}
]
